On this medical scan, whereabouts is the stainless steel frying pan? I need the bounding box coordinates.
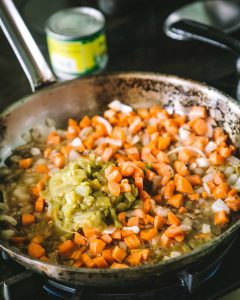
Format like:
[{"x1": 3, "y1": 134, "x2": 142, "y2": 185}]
[{"x1": 0, "y1": 0, "x2": 240, "y2": 287}]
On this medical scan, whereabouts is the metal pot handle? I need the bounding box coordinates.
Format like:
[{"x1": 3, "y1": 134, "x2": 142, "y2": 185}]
[
  {"x1": 167, "y1": 19, "x2": 240, "y2": 56},
  {"x1": 0, "y1": 0, "x2": 56, "y2": 92}
]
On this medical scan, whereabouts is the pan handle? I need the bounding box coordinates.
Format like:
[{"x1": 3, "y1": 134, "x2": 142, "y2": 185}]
[
  {"x1": 168, "y1": 19, "x2": 240, "y2": 56},
  {"x1": 0, "y1": 0, "x2": 56, "y2": 92}
]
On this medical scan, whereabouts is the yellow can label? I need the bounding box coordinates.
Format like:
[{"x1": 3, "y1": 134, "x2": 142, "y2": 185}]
[{"x1": 47, "y1": 33, "x2": 107, "y2": 75}]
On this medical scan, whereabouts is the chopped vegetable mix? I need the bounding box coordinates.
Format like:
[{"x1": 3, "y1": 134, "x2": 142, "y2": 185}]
[{"x1": 0, "y1": 101, "x2": 240, "y2": 269}]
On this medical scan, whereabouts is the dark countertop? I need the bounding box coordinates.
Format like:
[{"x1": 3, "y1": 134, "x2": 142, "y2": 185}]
[{"x1": 0, "y1": 0, "x2": 238, "y2": 113}]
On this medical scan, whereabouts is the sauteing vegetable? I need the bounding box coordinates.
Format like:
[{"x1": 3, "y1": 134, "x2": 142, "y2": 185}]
[{"x1": 1, "y1": 100, "x2": 240, "y2": 269}]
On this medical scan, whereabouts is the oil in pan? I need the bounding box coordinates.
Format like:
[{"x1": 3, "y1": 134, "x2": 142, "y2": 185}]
[{"x1": 46, "y1": 7, "x2": 108, "y2": 79}]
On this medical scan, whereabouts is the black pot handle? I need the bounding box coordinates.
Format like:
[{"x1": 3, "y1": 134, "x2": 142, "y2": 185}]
[{"x1": 169, "y1": 19, "x2": 240, "y2": 56}]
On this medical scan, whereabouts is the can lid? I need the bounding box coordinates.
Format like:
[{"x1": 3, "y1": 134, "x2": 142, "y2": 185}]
[{"x1": 46, "y1": 7, "x2": 105, "y2": 40}]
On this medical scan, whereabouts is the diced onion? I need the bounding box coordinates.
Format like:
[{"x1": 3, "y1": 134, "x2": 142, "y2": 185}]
[
  {"x1": 203, "y1": 182, "x2": 211, "y2": 195},
  {"x1": 156, "y1": 206, "x2": 169, "y2": 217},
  {"x1": 108, "y1": 100, "x2": 133, "y2": 113},
  {"x1": 227, "y1": 156, "x2": 240, "y2": 166},
  {"x1": 0, "y1": 229, "x2": 15, "y2": 240},
  {"x1": 224, "y1": 166, "x2": 234, "y2": 177},
  {"x1": 233, "y1": 178, "x2": 240, "y2": 191},
  {"x1": 96, "y1": 116, "x2": 113, "y2": 135},
  {"x1": 69, "y1": 150, "x2": 80, "y2": 161},
  {"x1": 212, "y1": 199, "x2": 230, "y2": 214},
  {"x1": 174, "y1": 101, "x2": 187, "y2": 116},
  {"x1": 205, "y1": 141, "x2": 217, "y2": 153},
  {"x1": 79, "y1": 127, "x2": 93, "y2": 139},
  {"x1": 202, "y1": 224, "x2": 211, "y2": 233},
  {"x1": 142, "y1": 133, "x2": 150, "y2": 146},
  {"x1": 196, "y1": 158, "x2": 209, "y2": 168},
  {"x1": 71, "y1": 137, "x2": 83, "y2": 147},
  {"x1": 179, "y1": 126, "x2": 190, "y2": 141},
  {"x1": 102, "y1": 226, "x2": 116, "y2": 234},
  {"x1": 206, "y1": 121, "x2": 213, "y2": 138},
  {"x1": 179, "y1": 224, "x2": 192, "y2": 232},
  {"x1": 30, "y1": 147, "x2": 41, "y2": 156},
  {"x1": 96, "y1": 137, "x2": 122, "y2": 147},
  {"x1": 0, "y1": 215, "x2": 17, "y2": 226},
  {"x1": 122, "y1": 226, "x2": 140, "y2": 234},
  {"x1": 170, "y1": 251, "x2": 181, "y2": 258},
  {"x1": 227, "y1": 174, "x2": 238, "y2": 186},
  {"x1": 152, "y1": 176, "x2": 162, "y2": 192},
  {"x1": 119, "y1": 241, "x2": 127, "y2": 251},
  {"x1": 202, "y1": 173, "x2": 213, "y2": 183}
]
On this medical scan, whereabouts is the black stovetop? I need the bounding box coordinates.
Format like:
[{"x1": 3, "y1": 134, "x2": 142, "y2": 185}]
[{"x1": 1, "y1": 1, "x2": 240, "y2": 300}]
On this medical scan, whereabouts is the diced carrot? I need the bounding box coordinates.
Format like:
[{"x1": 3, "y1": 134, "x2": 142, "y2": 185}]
[
  {"x1": 93, "y1": 256, "x2": 108, "y2": 268},
  {"x1": 101, "y1": 234, "x2": 113, "y2": 244},
  {"x1": 44, "y1": 148, "x2": 52, "y2": 158},
  {"x1": 83, "y1": 135, "x2": 95, "y2": 149},
  {"x1": 124, "y1": 234, "x2": 141, "y2": 249},
  {"x1": 47, "y1": 131, "x2": 61, "y2": 145},
  {"x1": 179, "y1": 206, "x2": 187, "y2": 214},
  {"x1": 82, "y1": 227, "x2": 100, "y2": 238},
  {"x1": 58, "y1": 240, "x2": 75, "y2": 255},
  {"x1": 143, "y1": 198, "x2": 151, "y2": 213},
  {"x1": 156, "y1": 151, "x2": 169, "y2": 163},
  {"x1": 35, "y1": 196, "x2": 45, "y2": 213},
  {"x1": 90, "y1": 238, "x2": 106, "y2": 256},
  {"x1": 163, "y1": 119, "x2": 178, "y2": 135},
  {"x1": 157, "y1": 136, "x2": 171, "y2": 150},
  {"x1": 102, "y1": 249, "x2": 114, "y2": 263},
  {"x1": 129, "y1": 116, "x2": 144, "y2": 134},
  {"x1": 74, "y1": 232, "x2": 87, "y2": 246},
  {"x1": 127, "y1": 251, "x2": 142, "y2": 266},
  {"x1": 189, "y1": 193, "x2": 200, "y2": 201},
  {"x1": 187, "y1": 175, "x2": 202, "y2": 186},
  {"x1": 160, "y1": 233, "x2": 172, "y2": 248},
  {"x1": 60, "y1": 144, "x2": 73, "y2": 157},
  {"x1": 137, "y1": 108, "x2": 149, "y2": 119},
  {"x1": 134, "y1": 208, "x2": 146, "y2": 219},
  {"x1": 175, "y1": 233, "x2": 185, "y2": 242},
  {"x1": 118, "y1": 212, "x2": 126, "y2": 224},
  {"x1": 19, "y1": 158, "x2": 33, "y2": 169},
  {"x1": 178, "y1": 149, "x2": 194, "y2": 162},
  {"x1": 214, "y1": 210, "x2": 229, "y2": 225},
  {"x1": 105, "y1": 166, "x2": 122, "y2": 183},
  {"x1": 126, "y1": 147, "x2": 140, "y2": 161},
  {"x1": 146, "y1": 214, "x2": 154, "y2": 224},
  {"x1": 22, "y1": 214, "x2": 35, "y2": 226},
  {"x1": 212, "y1": 182, "x2": 229, "y2": 199},
  {"x1": 111, "y1": 263, "x2": 129, "y2": 269},
  {"x1": 31, "y1": 234, "x2": 44, "y2": 244},
  {"x1": 226, "y1": 197, "x2": 240, "y2": 212},
  {"x1": 121, "y1": 230, "x2": 134, "y2": 238},
  {"x1": 167, "y1": 212, "x2": 180, "y2": 226},
  {"x1": 154, "y1": 215, "x2": 166, "y2": 229},
  {"x1": 127, "y1": 217, "x2": 139, "y2": 227},
  {"x1": 111, "y1": 229, "x2": 122, "y2": 240},
  {"x1": 82, "y1": 253, "x2": 95, "y2": 268},
  {"x1": 119, "y1": 162, "x2": 135, "y2": 176},
  {"x1": 175, "y1": 175, "x2": 193, "y2": 194},
  {"x1": 209, "y1": 152, "x2": 225, "y2": 165},
  {"x1": 102, "y1": 147, "x2": 114, "y2": 162},
  {"x1": 168, "y1": 194, "x2": 183, "y2": 208},
  {"x1": 174, "y1": 161, "x2": 189, "y2": 176},
  {"x1": 108, "y1": 181, "x2": 120, "y2": 197},
  {"x1": 164, "y1": 180, "x2": 175, "y2": 199},
  {"x1": 28, "y1": 242, "x2": 45, "y2": 258},
  {"x1": 70, "y1": 249, "x2": 82, "y2": 261},
  {"x1": 165, "y1": 224, "x2": 183, "y2": 238},
  {"x1": 112, "y1": 246, "x2": 127, "y2": 262},
  {"x1": 134, "y1": 177, "x2": 143, "y2": 192},
  {"x1": 35, "y1": 164, "x2": 49, "y2": 174},
  {"x1": 140, "y1": 228, "x2": 158, "y2": 241},
  {"x1": 228, "y1": 189, "x2": 237, "y2": 197},
  {"x1": 31, "y1": 181, "x2": 45, "y2": 197},
  {"x1": 79, "y1": 115, "x2": 91, "y2": 128},
  {"x1": 66, "y1": 118, "x2": 80, "y2": 139},
  {"x1": 192, "y1": 118, "x2": 208, "y2": 136},
  {"x1": 120, "y1": 179, "x2": 131, "y2": 193},
  {"x1": 52, "y1": 153, "x2": 65, "y2": 168},
  {"x1": 219, "y1": 147, "x2": 232, "y2": 158},
  {"x1": 213, "y1": 127, "x2": 227, "y2": 143}
]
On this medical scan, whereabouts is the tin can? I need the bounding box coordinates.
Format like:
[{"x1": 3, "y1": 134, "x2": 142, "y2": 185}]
[{"x1": 46, "y1": 7, "x2": 108, "y2": 79}]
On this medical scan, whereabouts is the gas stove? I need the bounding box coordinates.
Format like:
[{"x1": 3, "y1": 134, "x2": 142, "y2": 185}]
[{"x1": 1, "y1": 1, "x2": 240, "y2": 300}]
